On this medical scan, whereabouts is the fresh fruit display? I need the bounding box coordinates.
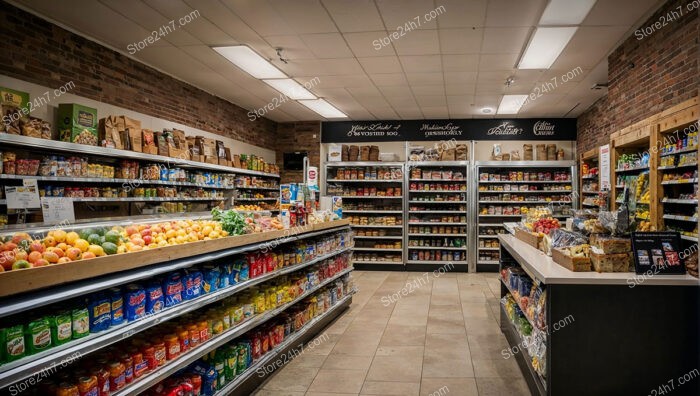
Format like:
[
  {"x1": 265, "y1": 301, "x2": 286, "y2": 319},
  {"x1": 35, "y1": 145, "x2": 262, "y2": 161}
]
[
  {"x1": 529, "y1": 218, "x2": 561, "y2": 236},
  {"x1": 234, "y1": 204, "x2": 265, "y2": 211}
]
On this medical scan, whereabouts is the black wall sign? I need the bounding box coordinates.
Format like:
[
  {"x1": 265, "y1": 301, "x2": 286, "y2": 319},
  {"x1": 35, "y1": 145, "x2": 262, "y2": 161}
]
[
  {"x1": 631, "y1": 232, "x2": 687, "y2": 275},
  {"x1": 321, "y1": 118, "x2": 577, "y2": 142}
]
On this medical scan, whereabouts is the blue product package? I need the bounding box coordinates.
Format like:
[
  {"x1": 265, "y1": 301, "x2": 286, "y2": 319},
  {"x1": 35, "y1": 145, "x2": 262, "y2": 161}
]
[
  {"x1": 202, "y1": 265, "x2": 220, "y2": 294},
  {"x1": 88, "y1": 293, "x2": 112, "y2": 333},
  {"x1": 219, "y1": 263, "x2": 232, "y2": 289},
  {"x1": 182, "y1": 270, "x2": 202, "y2": 301},
  {"x1": 289, "y1": 183, "x2": 298, "y2": 201},
  {"x1": 163, "y1": 272, "x2": 183, "y2": 307},
  {"x1": 191, "y1": 361, "x2": 217, "y2": 396},
  {"x1": 109, "y1": 288, "x2": 124, "y2": 327},
  {"x1": 239, "y1": 263, "x2": 249, "y2": 282},
  {"x1": 146, "y1": 283, "x2": 164, "y2": 314},
  {"x1": 124, "y1": 284, "x2": 146, "y2": 321}
]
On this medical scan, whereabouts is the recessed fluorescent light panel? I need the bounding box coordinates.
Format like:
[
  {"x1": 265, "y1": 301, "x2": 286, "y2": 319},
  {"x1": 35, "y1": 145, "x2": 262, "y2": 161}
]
[
  {"x1": 497, "y1": 95, "x2": 529, "y2": 114},
  {"x1": 518, "y1": 27, "x2": 577, "y2": 69},
  {"x1": 263, "y1": 79, "x2": 316, "y2": 100},
  {"x1": 212, "y1": 46, "x2": 286, "y2": 79},
  {"x1": 298, "y1": 99, "x2": 347, "y2": 118},
  {"x1": 540, "y1": 0, "x2": 596, "y2": 25}
]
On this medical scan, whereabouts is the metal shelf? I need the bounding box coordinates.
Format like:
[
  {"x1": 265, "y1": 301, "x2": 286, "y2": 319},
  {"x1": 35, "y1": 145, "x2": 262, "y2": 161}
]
[
  {"x1": 234, "y1": 186, "x2": 279, "y2": 191},
  {"x1": 478, "y1": 180, "x2": 572, "y2": 184},
  {"x1": 342, "y1": 210, "x2": 402, "y2": 214},
  {"x1": 325, "y1": 161, "x2": 404, "y2": 167},
  {"x1": 408, "y1": 233, "x2": 465, "y2": 237},
  {"x1": 39, "y1": 196, "x2": 223, "y2": 202},
  {"x1": 479, "y1": 214, "x2": 523, "y2": 217},
  {"x1": 478, "y1": 190, "x2": 571, "y2": 194},
  {"x1": 409, "y1": 210, "x2": 465, "y2": 214},
  {"x1": 407, "y1": 246, "x2": 466, "y2": 250},
  {"x1": 353, "y1": 235, "x2": 403, "y2": 240},
  {"x1": 408, "y1": 161, "x2": 469, "y2": 167},
  {"x1": 660, "y1": 146, "x2": 698, "y2": 157},
  {"x1": 477, "y1": 260, "x2": 500, "y2": 265},
  {"x1": 582, "y1": 176, "x2": 598, "y2": 180},
  {"x1": 336, "y1": 196, "x2": 402, "y2": 199},
  {"x1": 475, "y1": 160, "x2": 576, "y2": 167},
  {"x1": 478, "y1": 200, "x2": 569, "y2": 204},
  {"x1": 353, "y1": 247, "x2": 402, "y2": 252},
  {"x1": 214, "y1": 293, "x2": 353, "y2": 396},
  {"x1": 479, "y1": 247, "x2": 500, "y2": 251},
  {"x1": 110, "y1": 269, "x2": 353, "y2": 396},
  {"x1": 0, "y1": 247, "x2": 352, "y2": 389},
  {"x1": 409, "y1": 178, "x2": 465, "y2": 182},
  {"x1": 662, "y1": 199, "x2": 698, "y2": 204},
  {"x1": 478, "y1": 235, "x2": 503, "y2": 238},
  {"x1": 326, "y1": 179, "x2": 402, "y2": 183},
  {"x1": 581, "y1": 191, "x2": 600, "y2": 194},
  {"x1": 350, "y1": 224, "x2": 402, "y2": 228},
  {"x1": 681, "y1": 235, "x2": 699, "y2": 242},
  {"x1": 409, "y1": 190, "x2": 465, "y2": 193},
  {"x1": 663, "y1": 215, "x2": 698, "y2": 222},
  {"x1": 0, "y1": 174, "x2": 235, "y2": 189},
  {"x1": 0, "y1": 134, "x2": 280, "y2": 178},
  {"x1": 408, "y1": 200, "x2": 467, "y2": 204},
  {"x1": 661, "y1": 178, "x2": 698, "y2": 185},
  {"x1": 658, "y1": 163, "x2": 699, "y2": 170},
  {"x1": 614, "y1": 166, "x2": 649, "y2": 173},
  {"x1": 408, "y1": 222, "x2": 467, "y2": 226},
  {"x1": 236, "y1": 197, "x2": 278, "y2": 201},
  {"x1": 407, "y1": 260, "x2": 468, "y2": 265},
  {"x1": 352, "y1": 260, "x2": 403, "y2": 265}
]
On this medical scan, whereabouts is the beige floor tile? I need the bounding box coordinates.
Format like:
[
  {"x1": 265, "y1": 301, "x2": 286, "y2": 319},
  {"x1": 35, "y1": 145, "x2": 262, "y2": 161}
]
[
  {"x1": 285, "y1": 354, "x2": 328, "y2": 369},
  {"x1": 302, "y1": 333, "x2": 341, "y2": 356},
  {"x1": 379, "y1": 324, "x2": 427, "y2": 346},
  {"x1": 425, "y1": 333, "x2": 470, "y2": 351},
  {"x1": 461, "y1": 303, "x2": 495, "y2": 319},
  {"x1": 305, "y1": 393, "x2": 359, "y2": 396},
  {"x1": 322, "y1": 354, "x2": 374, "y2": 371},
  {"x1": 253, "y1": 390, "x2": 305, "y2": 396},
  {"x1": 420, "y1": 378, "x2": 478, "y2": 396},
  {"x1": 366, "y1": 355, "x2": 423, "y2": 382},
  {"x1": 332, "y1": 338, "x2": 381, "y2": 356},
  {"x1": 467, "y1": 335, "x2": 511, "y2": 360},
  {"x1": 387, "y1": 313, "x2": 429, "y2": 326},
  {"x1": 360, "y1": 381, "x2": 420, "y2": 395},
  {"x1": 427, "y1": 316, "x2": 468, "y2": 335},
  {"x1": 262, "y1": 366, "x2": 320, "y2": 392},
  {"x1": 375, "y1": 345, "x2": 425, "y2": 358},
  {"x1": 422, "y1": 353, "x2": 474, "y2": 378},
  {"x1": 430, "y1": 295, "x2": 462, "y2": 307},
  {"x1": 324, "y1": 314, "x2": 354, "y2": 334},
  {"x1": 472, "y1": 358, "x2": 523, "y2": 378},
  {"x1": 464, "y1": 318, "x2": 501, "y2": 335},
  {"x1": 476, "y1": 377, "x2": 530, "y2": 395},
  {"x1": 307, "y1": 369, "x2": 367, "y2": 394}
]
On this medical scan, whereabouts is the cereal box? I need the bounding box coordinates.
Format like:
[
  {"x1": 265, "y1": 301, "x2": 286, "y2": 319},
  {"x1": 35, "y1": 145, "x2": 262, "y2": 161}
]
[{"x1": 58, "y1": 104, "x2": 98, "y2": 146}]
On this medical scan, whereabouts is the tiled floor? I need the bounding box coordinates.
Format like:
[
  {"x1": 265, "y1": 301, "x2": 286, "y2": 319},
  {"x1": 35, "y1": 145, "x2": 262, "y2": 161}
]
[{"x1": 254, "y1": 271, "x2": 531, "y2": 396}]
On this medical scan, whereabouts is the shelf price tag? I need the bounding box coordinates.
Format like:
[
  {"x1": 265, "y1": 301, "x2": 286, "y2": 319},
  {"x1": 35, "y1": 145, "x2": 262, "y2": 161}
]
[
  {"x1": 41, "y1": 197, "x2": 76, "y2": 224},
  {"x1": 5, "y1": 179, "x2": 41, "y2": 209}
]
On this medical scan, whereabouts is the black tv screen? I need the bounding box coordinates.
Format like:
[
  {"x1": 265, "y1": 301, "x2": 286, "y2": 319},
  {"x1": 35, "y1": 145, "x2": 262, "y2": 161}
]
[{"x1": 283, "y1": 152, "x2": 307, "y2": 170}]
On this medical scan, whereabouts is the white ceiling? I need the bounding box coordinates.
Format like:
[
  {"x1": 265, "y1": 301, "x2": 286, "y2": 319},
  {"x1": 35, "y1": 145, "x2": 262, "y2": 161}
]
[{"x1": 10, "y1": 0, "x2": 664, "y2": 122}]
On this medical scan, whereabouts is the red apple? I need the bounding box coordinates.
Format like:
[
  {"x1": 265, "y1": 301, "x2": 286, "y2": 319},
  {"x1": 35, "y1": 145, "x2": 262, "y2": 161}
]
[
  {"x1": 140, "y1": 228, "x2": 152, "y2": 237},
  {"x1": 2, "y1": 242, "x2": 17, "y2": 252},
  {"x1": 33, "y1": 258, "x2": 49, "y2": 267},
  {"x1": 30, "y1": 241, "x2": 45, "y2": 253},
  {"x1": 142, "y1": 235, "x2": 153, "y2": 245}
]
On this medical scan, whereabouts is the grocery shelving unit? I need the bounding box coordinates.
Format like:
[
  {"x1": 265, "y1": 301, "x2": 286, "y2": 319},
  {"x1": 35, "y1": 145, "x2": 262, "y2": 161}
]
[
  {"x1": 656, "y1": 119, "x2": 698, "y2": 243},
  {"x1": 405, "y1": 161, "x2": 469, "y2": 271},
  {"x1": 579, "y1": 148, "x2": 603, "y2": 210},
  {"x1": 233, "y1": 173, "x2": 281, "y2": 211},
  {"x1": 610, "y1": 126, "x2": 656, "y2": 231},
  {"x1": 473, "y1": 161, "x2": 577, "y2": 272},
  {"x1": 0, "y1": 134, "x2": 280, "y2": 223},
  {"x1": 324, "y1": 162, "x2": 405, "y2": 270},
  {"x1": 0, "y1": 220, "x2": 353, "y2": 394}
]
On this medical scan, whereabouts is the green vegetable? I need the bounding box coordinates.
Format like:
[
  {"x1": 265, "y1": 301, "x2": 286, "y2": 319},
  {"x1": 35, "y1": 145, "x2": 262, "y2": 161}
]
[{"x1": 211, "y1": 209, "x2": 248, "y2": 236}]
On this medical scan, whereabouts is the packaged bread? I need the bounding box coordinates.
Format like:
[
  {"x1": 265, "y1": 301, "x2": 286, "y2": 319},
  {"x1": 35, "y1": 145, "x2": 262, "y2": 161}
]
[
  {"x1": 456, "y1": 144, "x2": 468, "y2": 160},
  {"x1": 348, "y1": 145, "x2": 359, "y2": 161},
  {"x1": 20, "y1": 117, "x2": 42, "y2": 138},
  {"x1": 590, "y1": 235, "x2": 631, "y2": 254},
  {"x1": 360, "y1": 145, "x2": 370, "y2": 161}
]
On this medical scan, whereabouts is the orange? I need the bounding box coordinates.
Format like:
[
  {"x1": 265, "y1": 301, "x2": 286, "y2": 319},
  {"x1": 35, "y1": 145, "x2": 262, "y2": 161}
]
[
  {"x1": 88, "y1": 244, "x2": 105, "y2": 257},
  {"x1": 74, "y1": 239, "x2": 90, "y2": 252},
  {"x1": 53, "y1": 230, "x2": 67, "y2": 243},
  {"x1": 202, "y1": 226, "x2": 213, "y2": 236},
  {"x1": 82, "y1": 252, "x2": 96, "y2": 259},
  {"x1": 66, "y1": 232, "x2": 80, "y2": 245},
  {"x1": 27, "y1": 251, "x2": 43, "y2": 263},
  {"x1": 44, "y1": 236, "x2": 57, "y2": 247},
  {"x1": 66, "y1": 247, "x2": 82, "y2": 261},
  {"x1": 56, "y1": 242, "x2": 69, "y2": 251},
  {"x1": 43, "y1": 251, "x2": 59, "y2": 264},
  {"x1": 57, "y1": 257, "x2": 72, "y2": 264}
]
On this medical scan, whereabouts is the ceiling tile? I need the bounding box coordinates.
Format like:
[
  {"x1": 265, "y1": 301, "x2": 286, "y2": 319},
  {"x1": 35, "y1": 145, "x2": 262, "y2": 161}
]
[
  {"x1": 481, "y1": 27, "x2": 530, "y2": 54},
  {"x1": 369, "y1": 107, "x2": 399, "y2": 119},
  {"x1": 263, "y1": 35, "x2": 315, "y2": 59},
  {"x1": 386, "y1": 95, "x2": 419, "y2": 106},
  {"x1": 344, "y1": 31, "x2": 396, "y2": 57},
  {"x1": 445, "y1": 72, "x2": 478, "y2": 85},
  {"x1": 307, "y1": 74, "x2": 374, "y2": 88},
  {"x1": 583, "y1": 0, "x2": 661, "y2": 26},
  {"x1": 379, "y1": 85, "x2": 414, "y2": 97},
  {"x1": 100, "y1": 0, "x2": 198, "y2": 46},
  {"x1": 438, "y1": 28, "x2": 483, "y2": 54},
  {"x1": 420, "y1": 106, "x2": 450, "y2": 118},
  {"x1": 406, "y1": 72, "x2": 443, "y2": 85},
  {"x1": 437, "y1": 0, "x2": 488, "y2": 28},
  {"x1": 268, "y1": 0, "x2": 338, "y2": 34},
  {"x1": 145, "y1": 0, "x2": 235, "y2": 45},
  {"x1": 347, "y1": 85, "x2": 383, "y2": 98},
  {"x1": 183, "y1": 0, "x2": 263, "y2": 46},
  {"x1": 400, "y1": 55, "x2": 442, "y2": 73},
  {"x1": 392, "y1": 30, "x2": 440, "y2": 55},
  {"x1": 478, "y1": 53, "x2": 518, "y2": 70},
  {"x1": 485, "y1": 0, "x2": 546, "y2": 27},
  {"x1": 411, "y1": 85, "x2": 446, "y2": 96},
  {"x1": 322, "y1": 0, "x2": 385, "y2": 32},
  {"x1": 375, "y1": 0, "x2": 442, "y2": 30},
  {"x1": 447, "y1": 95, "x2": 474, "y2": 105},
  {"x1": 220, "y1": 0, "x2": 291, "y2": 36},
  {"x1": 395, "y1": 108, "x2": 424, "y2": 119},
  {"x1": 358, "y1": 57, "x2": 403, "y2": 74},
  {"x1": 445, "y1": 84, "x2": 476, "y2": 96},
  {"x1": 370, "y1": 73, "x2": 409, "y2": 86},
  {"x1": 415, "y1": 95, "x2": 447, "y2": 107},
  {"x1": 478, "y1": 70, "x2": 514, "y2": 82},
  {"x1": 300, "y1": 33, "x2": 354, "y2": 58},
  {"x1": 550, "y1": 26, "x2": 631, "y2": 70},
  {"x1": 442, "y1": 55, "x2": 479, "y2": 72}
]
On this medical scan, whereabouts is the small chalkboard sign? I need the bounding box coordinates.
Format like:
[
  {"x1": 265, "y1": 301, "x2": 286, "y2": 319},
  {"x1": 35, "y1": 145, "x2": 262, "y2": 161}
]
[{"x1": 631, "y1": 232, "x2": 686, "y2": 275}]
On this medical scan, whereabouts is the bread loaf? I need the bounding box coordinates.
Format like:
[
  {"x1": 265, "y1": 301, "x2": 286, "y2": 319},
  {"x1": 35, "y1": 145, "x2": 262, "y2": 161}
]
[{"x1": 523, "y1": 144, "x2": 533, "y2": 160}]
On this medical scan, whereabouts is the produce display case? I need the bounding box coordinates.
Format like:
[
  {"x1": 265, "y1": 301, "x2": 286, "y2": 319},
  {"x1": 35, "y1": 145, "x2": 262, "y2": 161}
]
[
  {"x1": 657, "y1": 121, "x2": 698, "y2": 244},
  {"x1": 406, "y1": 161, "x2": 469, "y2": 271},
  {"x1": 579, "y1": 148, "x2": 603, "y2": 211},
  {"x1": 0, "y1": 134, "x2": 280, "y2": 226},
  {"x1": 0, "y1": 219, "x2": 353, "y2": 395},
  {"x1": 474, "y1": 161, "x2": 577, "y2": 272},
  {"x1": 324, "y1": 162, "x2": 405, "y2": 269}
]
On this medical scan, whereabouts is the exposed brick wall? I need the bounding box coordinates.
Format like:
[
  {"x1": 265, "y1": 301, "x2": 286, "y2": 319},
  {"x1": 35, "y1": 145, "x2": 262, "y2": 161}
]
[
  {"x1": 275, "y1": 121, "x2": 321, "y2": 183},
  {"x1": 577, "y1": 0, "x2": 698, "y2": 152},
  {"x1": 0, "y1": 3, "x2": 277, "y2": 150}
]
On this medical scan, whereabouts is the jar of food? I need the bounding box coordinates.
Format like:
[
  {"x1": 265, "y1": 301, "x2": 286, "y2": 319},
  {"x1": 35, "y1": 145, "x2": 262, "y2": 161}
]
[
  {"x1": 164, "y1": 334, "x2": 180, "y2": 360},
  {"x1": 57, "y1": 382, "x2": 80, "y2": 396},
  {"x1": 108, "y1": 361, "x2": 126, "y2": 391},
  {"x1": 153, "y1": 341, "x2": 167, "y2": 366}
]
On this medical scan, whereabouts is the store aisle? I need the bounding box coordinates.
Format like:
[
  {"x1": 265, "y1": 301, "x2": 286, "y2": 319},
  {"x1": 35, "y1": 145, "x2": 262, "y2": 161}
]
[{"x1": 254, "y1": 271, "x2": 530, "y2": 396}]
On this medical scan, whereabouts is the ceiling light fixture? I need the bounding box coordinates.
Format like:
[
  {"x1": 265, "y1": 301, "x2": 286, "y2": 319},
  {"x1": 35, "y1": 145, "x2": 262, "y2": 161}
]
[
  {"x1": 518, "y1": 27, "x2": 577, "y2": 69},
  {"x1": 212, "y1": 45, "x2": 286, "y2": 79},
  {"x1": 298, "y1": 99, "x2": 347, "y2": 118},
  {"x1": 263, "y1": 79, "x2": 316, "y2": 100},
  {"x1": 539, "y1": 0, "x2": 596, "y2": 25},
  {"x1": 481, "y1": 107, "x2": 493, "y2": 114},
  {"x1": 497, "y1": 95, "x2": 529, "y2": 115}
]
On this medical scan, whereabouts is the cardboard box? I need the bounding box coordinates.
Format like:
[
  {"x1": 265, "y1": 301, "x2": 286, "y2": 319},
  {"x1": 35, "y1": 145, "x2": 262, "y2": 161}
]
[
  {"x1": 142, "y1": 129, "x2": 158, "y2": 155},
  {"x1": 156, "y1": 132, "x2": 169, "y2": 157},
  {"x1": 98, "y1": 116, "x2": 123, "y2": 149},
  {"x1": 199, "y1": 137, "x2": 217, "y2": 157},
  {"x1": 233, "y1": 155, "x2": 241, "y2": 168},
  {"x1": 224, "y1": 147, "x2": 232, "y2": 161},
  {"x1": 204, "y1": 156, "x2": 219, "y2": 164},
  {"x1": 169, "y1": 145, "x2": 190, "y2": 160},
  {"x1": 57, "y1": 104, "x2": 98, "y2": 145},
  {"x1": 218, "y1": 158, "x2": 231, "y2": 166}
]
